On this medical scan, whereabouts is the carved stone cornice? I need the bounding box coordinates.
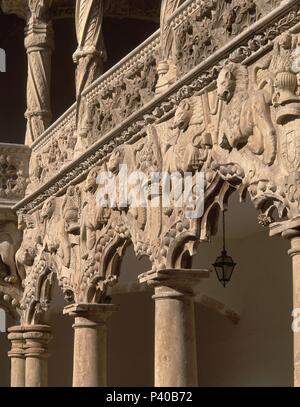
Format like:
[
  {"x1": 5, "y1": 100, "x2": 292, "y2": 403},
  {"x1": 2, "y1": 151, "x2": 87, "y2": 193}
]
[{"x1": 14, "y1": 0, "x2": 300, "y2": 215}]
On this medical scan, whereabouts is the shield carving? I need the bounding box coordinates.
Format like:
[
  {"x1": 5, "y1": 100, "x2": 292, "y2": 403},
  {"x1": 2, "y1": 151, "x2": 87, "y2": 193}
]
[{"x1": 281, "y1": 120, "x2": 300, "y2": 173}]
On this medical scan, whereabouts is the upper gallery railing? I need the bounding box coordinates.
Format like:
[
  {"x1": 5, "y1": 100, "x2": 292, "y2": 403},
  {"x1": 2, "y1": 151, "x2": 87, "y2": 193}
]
[{"x1": 26, "y1": 0, "x2": 284, "y2": 194}]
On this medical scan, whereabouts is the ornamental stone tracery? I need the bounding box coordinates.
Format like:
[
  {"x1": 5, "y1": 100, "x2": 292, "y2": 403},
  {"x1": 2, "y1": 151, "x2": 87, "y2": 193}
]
[{"x1": 1, "y1": 0, "x2": 300, "y2": 388}]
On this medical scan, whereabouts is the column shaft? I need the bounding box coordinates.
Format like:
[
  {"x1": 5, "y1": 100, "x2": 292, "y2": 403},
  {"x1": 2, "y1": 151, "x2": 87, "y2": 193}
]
[
  {"x1": 154, "y1": 286, "x2": 198, "y2": 387},
  {"x1": 24, "y1": 20, "x2": 54, "y2": 145},
  {"x1": 8, "y1": 326, "x2": 25, "y2": 387},
  {"x1": 73, "y1": 316, "x2": 107, "y2": 387},
  {"x1": 23, "y1": 325, "x2": 51, "y2": 387},
  {"x1": 287, "y1": 232, "x2": 300, "y2": 386},
  {"x1": 64, "y1": 303, "x2": 118, "y2": 387},
  {"x1": 140, "y1": 268, "x2": 209, "y2": 387}
]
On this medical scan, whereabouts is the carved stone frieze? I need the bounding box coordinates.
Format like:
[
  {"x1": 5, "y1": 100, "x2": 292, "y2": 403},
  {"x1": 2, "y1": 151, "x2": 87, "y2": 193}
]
[
  {"x1": 30, "y1": 53, "x2": 159, "y2": 179},
  {"x1": 173, "y1": 0, "x2": 286, "y2": 78}
]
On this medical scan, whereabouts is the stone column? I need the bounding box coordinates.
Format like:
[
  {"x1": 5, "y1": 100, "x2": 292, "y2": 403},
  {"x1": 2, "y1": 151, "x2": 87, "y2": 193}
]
[
  {"x1": 23, "y1": 325, "x2": 52, "y2": 387},
  {"x1": 139, "y1": 268, "x2": 209, "y2": 387},
  {"x1": 7, "y1": 326, "x2": 25, "y2": 387},
  {"x1": 73, "y1": 0, "x2": 106, "y2": 157},
  {"x1": 283, "y1": 229, "x2": 300, "y2": 387},
  {"x1": 74, "y1": 0, "x2": 106, "y2": 98},
  {"x1": 1, "y1": 0, "x2": 54, "y2": 146},
  {"x1": 24, "y1": 11, "x2": 54, "y2": 145},
  {"x1": 64, "y1": 303, "x2": 118, "y2": 387}
]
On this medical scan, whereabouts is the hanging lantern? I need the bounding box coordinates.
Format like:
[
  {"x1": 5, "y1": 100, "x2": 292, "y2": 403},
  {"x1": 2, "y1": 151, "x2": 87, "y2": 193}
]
[{"x1": 213, "y1": 210, "x2": 236, "y2": 287}]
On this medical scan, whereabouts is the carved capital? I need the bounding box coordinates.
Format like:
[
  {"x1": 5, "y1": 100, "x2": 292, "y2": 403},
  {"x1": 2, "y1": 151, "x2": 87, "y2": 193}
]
[
  {"x1": 23, "y1": 325, "x2": 51, "y2": 358},
  {"x1": 7, "y1": 325, "x2": 25, "y2": 359},
  {"x1": 63, "y1": 303, "x2": 119, "y2": 325},
  {"x1": 24, "y1": 22, "x2": 54, "y2": 51},
  {"x1": 139, "y1": 269, "x2": 210, "y2": 295},
  {"x1": 283, "y1": 229, "x2": 300, "y2": 257}
]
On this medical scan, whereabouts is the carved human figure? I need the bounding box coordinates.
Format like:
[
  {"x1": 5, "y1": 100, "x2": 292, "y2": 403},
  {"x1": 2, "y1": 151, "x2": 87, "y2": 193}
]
[
  {"x1": 160, "y1": 0, "x2": 182, "y2": 61},
  {"x1": 156, "y1": 0, "x2": 182, "y2": 93},
  {"x1": 163, "y1": 97, "x2": 211, "y2": 173},
  {"x1": 80, "y1": 166, "x2": 103, "y2": 260},
  {"x1": 62, "y1": 185, "x2": 81, "y2": 234},
  {"x1": 217, "y1": 62, "x2": 276, "y2": 165},
  {"x1": 74, "y1": 96, "x2": 94, "y2": 158}
]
